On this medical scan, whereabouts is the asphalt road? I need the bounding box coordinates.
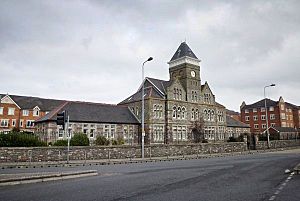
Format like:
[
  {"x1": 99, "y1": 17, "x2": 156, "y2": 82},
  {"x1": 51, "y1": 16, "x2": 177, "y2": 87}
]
[{"x1": 0, "y1": 149, "x2": 299, "y2": 201}]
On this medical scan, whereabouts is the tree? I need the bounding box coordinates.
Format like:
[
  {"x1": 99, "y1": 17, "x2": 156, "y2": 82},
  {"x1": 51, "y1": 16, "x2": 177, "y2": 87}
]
[
  {"x1": 70, "y1": 132, "x2": 89, "y2": 146},
  {"x1": 191, "y1": 118, "x2": 205, "y2": 143}
]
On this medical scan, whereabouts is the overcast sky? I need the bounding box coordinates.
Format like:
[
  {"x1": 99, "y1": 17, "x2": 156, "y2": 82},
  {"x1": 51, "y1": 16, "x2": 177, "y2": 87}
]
[{"x1": 1, "y1": 0, "x2": 299, "y2": 111}]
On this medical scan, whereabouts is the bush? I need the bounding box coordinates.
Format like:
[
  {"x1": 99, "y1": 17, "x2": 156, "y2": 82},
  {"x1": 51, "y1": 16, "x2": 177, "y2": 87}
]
[
  {"x1": 0, "y1": 132, "x2": 46, "y2": 147},
  {"x1": 70, "y1": 133, "x2": 89, "y2": 146},
  {"x1": 95, "y1": 136, "x2": 109, "y2": 146},
  {"x1": 53, "y1": 140, "x2": 68, "y2": 146}
]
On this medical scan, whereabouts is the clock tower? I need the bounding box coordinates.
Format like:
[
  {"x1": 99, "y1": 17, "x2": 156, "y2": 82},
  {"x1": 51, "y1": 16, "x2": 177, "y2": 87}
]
[{"x1": 168, "y1": 42, "x2": 201, "y2": 102}]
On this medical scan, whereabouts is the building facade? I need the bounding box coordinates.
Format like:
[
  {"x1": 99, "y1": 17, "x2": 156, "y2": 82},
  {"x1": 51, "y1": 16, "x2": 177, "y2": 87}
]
[
  {"x1": 240, "y1": 97, "x2": 300, "y2": 134},
  {"x1": 0, "y1": 94, "x2": 64, "y2": 133},
  {"x1": 35, "y1": 101, "x2": 140, "y2": 144},
  {"x1": 119, "y1": 42, "x2": 227, "y2": 144}
]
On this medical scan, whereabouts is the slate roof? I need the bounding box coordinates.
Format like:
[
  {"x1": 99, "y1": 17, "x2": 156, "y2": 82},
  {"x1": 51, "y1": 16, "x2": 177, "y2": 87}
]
[
  {"x1": 271, "y1": 127, "x2": 298, "y2": 133},
  {"x1": 118, "y1": 77, "x2": 168, "y2": 104},
  {"x1": 1, "y1": 94, "x2": 66, "y2": 111},
  {"x1": 242, "y1": 98, "x2": 277, "y2": 110},
  {"x1": 226, "y1": 109, "x2": 240, "y2": 116},
  {"x1": 226, "y1": 115, "x2": 250, "y2": 128},
  {"x1": 36, "y1": 101, "x2": 140, "y2": 124},
  {"x1": 170, "y1": 42, "x2": 198, "y2": 62}
]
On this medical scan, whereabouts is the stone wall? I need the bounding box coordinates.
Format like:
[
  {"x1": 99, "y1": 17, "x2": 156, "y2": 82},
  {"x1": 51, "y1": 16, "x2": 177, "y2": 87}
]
[
  {"x1": 255, "y1": 140, "x2": 300, "y2": 150},
  {"x1": 0, "y1": 140, "x2": 299, "y2": 163}
]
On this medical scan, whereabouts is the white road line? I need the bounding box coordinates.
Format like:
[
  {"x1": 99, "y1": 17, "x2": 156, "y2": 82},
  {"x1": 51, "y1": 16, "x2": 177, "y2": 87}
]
[
  {"x1": 269, "y1": 195, "x2": 276, "y2": 200},
  {"x1": 282, "y1": 182, "x2": 287, "y2": 186},
  {"x1": 274, "y1": 190, "x2": 280, "y2": 195},
  {"x1": 278, "y1": 186, "x2": 283, "y2": 190},
  {"x1": 291, "y1": 172, "x2": 295, "y2": 175}
]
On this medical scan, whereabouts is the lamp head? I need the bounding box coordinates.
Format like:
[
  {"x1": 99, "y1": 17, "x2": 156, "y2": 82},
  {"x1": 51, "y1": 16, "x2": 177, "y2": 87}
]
[
  {"x1": 147, "y1": 57, "x2": 153, "y2": 61},
  {"x1": 270, "y1": 84, "x2": 275, "y2": 87}
]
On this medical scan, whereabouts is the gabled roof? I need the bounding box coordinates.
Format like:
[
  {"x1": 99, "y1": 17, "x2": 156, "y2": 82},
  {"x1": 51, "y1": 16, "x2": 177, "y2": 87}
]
[
  {"x1": 1, "y1": 94, "x2": 66, "y2": 111},
  {"x1": 119, "y1": 85, "x2": 164, "y2": 104},
  {"x1": 242, "y1": 98, "x2": 277, "y2": 110},
  {"x1": 226, "y1": 115, "x2": 250, "y2": 128},
  {"x1": 36, "y1": 101, "x2": 140, "y2": 125},
  {"x1": 119, "y1": 77, "x2": 169, "y2": 104},
  {"x1": 170, "y1": 42, "x2": 198, "y2": 62}
]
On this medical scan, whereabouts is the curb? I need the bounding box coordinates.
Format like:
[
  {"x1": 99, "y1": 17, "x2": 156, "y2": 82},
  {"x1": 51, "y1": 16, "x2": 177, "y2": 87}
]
[{"x1": 0, "y1": 170, "x2": 98, "y2": 186}]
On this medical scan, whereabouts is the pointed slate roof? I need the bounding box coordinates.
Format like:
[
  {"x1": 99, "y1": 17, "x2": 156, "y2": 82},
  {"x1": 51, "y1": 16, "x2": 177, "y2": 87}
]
[{"x1": 170, "y1": 42, "x2": 198, "y2": 62}]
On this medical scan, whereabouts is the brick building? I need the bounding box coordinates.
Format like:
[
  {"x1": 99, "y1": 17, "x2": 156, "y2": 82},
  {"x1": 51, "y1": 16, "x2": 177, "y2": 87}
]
[
  {"x1": 0, "y1": 94, "x2": 64, "y2": 133},
  {"x1": 240, "y1": 96, "x2": 300, "y2": 134}
]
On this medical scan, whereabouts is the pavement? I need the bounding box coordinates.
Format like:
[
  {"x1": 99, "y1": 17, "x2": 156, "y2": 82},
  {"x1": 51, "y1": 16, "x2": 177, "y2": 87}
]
[
  {"x1": 0, "y1": 147, "x2": 299, "y2": 187},
  {"x1": 0, "y1": 170, "x2": 98, "y2": 186}
]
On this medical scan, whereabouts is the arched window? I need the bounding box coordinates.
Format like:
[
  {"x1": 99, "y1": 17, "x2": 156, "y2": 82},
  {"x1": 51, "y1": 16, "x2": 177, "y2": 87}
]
[
  {"x1": 191, "y1": 91, "x2": 194, "y2": 101},
  {"x1": 177, "y1": 107, "x2": 181, "y2": 119},
  {"x1": 173, "y1": 106, "x2": 177, "y2": 118},
  {"x1": 195, "y1": 109, "x2": 199, "y2": 120},
  {"x1": 159, "y1": 105, "x2": 163, "y2": 118},
  {"x1": 174, "y1": 88, "x2": 177, "y2": 100},
  {"x1": 194, "y1": 92, "x2": 197, "y2": 102},
  {"x1": 182, "y1": 107, "x2": 186, "y2": 119},
  {"x1": 179, "y1": 89, "x2": 182, "y2": 100},
  {"x1": 191, "y1": 108, "x2": 195, "y2": 120},
  {"x1": 204, "y1": 109, "x2": 208, "y2": 120},
  {"x1": 211, "y1": 110, "x2": 215, "y2": 121}
]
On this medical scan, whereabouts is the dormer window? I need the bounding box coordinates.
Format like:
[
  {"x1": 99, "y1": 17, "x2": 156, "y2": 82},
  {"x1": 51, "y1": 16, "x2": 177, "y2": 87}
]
[{"x1": 33, "y1": 107, "x2": 40, "y2": 117}]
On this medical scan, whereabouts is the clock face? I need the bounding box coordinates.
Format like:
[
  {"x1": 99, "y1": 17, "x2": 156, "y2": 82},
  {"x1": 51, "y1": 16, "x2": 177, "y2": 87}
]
[{"x1": 191, "y1": 71, "x2": 196, "y2": 77}]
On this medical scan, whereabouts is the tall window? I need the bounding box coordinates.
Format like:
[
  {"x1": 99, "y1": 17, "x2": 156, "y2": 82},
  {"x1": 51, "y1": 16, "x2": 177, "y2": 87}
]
[
  {"x1": 181, "y1": 107, "x2": 186, "y2": 119},
  {"x1": 0, "y1": 107, "x2": 3, "y2": 115},
  {"x1": 103, "y1": 124, "x2": 116, "y2": 139},
  {"x1": 173, "y1": 106, "x2": 177, "y2": 118},
  {"x1": 153, "y1": 125, "x2": 164, "y2": 142}
]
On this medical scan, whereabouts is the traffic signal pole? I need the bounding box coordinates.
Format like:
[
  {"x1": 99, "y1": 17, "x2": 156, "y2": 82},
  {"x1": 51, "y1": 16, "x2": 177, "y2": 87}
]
[{"x1": 66, "y1": 115, "x2": 70, "y2": 164}]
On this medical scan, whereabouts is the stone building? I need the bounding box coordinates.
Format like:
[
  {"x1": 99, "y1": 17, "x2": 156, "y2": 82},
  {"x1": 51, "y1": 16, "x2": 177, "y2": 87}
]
[
  {"x1": 226, "y1": 115, "x2": 250, "y2": 138},
  {"x1": 119, "y1": 42, "x2": 227, "y2": 144},
  {"x1": 35, "y1": 101, "x2": 140, "y2": 144}
]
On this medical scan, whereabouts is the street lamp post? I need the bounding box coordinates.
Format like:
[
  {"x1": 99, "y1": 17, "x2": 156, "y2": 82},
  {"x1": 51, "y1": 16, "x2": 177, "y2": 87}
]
[
  {"x1": 264, "y1": 84, "x2": 276, "y2": 149},
  {"x1": 141, "y1": 57, "x2": 153, "y2": 159}
]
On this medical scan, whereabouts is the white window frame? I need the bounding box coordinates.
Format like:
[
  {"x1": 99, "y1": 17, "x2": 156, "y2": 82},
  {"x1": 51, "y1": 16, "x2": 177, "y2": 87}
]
[
  {"x1": 270, "y1": 114, "x2": 275, "y2": 120},
  {"x1": 8, "y1": 107, "x2": 15, "y2": 115},
  {"x1": 245, "y1": 109, "x2": 249, "y2": 113},
  {"x1": 0, "y1": 107, "x2": 3, "y2": 115},
  {"x1": 26, "y1": 120, "x2": 34, "y2": 128},
  {"x1": 253, "y1": 108, "x2": 257, "y2": 113},
  {"x1": 22, "y1": 110, "x2": 29, "y2": 116},
  {"x1": 269, "y1": 107, "x2": 274, "y2": 111},
  {"x1": 261, "y1": 115, "x2": 266, "y2": 120},
  {"x1": 33, "y1": 109, "x2": 40, "y2": 117},
  {"x1": 12, "y1": 119, "x2": 16, "y2": 127},
  {"x1": 245, "y1": 116, "x2": 250, "y2": 121},
  {"x1": 253, "y1": 115, "x2": 258, "y2": 121},
  {"x1": 0, "y1": 119, "x2": 9, "y2": 127},
  {"x1": 254, "y1": 124, "x2": 259, "y2": 129}
]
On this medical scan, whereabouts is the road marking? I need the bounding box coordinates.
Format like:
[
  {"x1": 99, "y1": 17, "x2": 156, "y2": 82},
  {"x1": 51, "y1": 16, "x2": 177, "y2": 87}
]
[
  {"x1": 268, "y1": 171, "x2": 295, "y2": 201},
  {"x1": 269, "y1": 195, "x2": 276, "y2": 200}
]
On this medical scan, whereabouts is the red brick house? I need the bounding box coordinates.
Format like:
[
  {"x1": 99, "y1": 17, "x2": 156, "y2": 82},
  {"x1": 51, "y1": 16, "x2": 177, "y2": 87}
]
[
  {"x1": 240, "y1": 96, "x2": 300, "y2": 134},
  {"x1": 0, "y1": 94, "x2": 65, "y2": 133}
]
